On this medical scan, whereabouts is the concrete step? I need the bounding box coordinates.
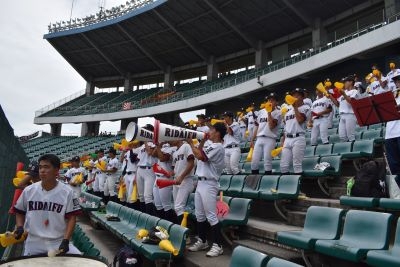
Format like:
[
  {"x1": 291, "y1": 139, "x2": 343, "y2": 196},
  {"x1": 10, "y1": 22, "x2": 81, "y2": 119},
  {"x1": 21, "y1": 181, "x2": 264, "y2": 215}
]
[
  {"x1": 241, "y1": 218, "x2": 302, "y2": 241},
  {"x1": 233, "y1": 239, "x2": 304, "y2": 265},
  {"x1": 286, "y1": 197, "x2": 341, "y2": 212},
  {"x1": 287, "y1": 211, "x2": 306, "y2": 227},
  {"x1": 180, "y1": 248, "x2": 233, "y2": 267}
]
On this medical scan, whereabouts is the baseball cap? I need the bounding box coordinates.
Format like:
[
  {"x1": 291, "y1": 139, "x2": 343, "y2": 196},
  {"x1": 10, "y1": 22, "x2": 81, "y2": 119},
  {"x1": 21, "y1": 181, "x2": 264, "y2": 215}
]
[
  {"x1": 291, "y1": 88, "x2": 305, "y2": 96},
  {"x1": 222, "y1": 111, "x2": 234, "y2": 117},
  {"x1": 266, "y1": 92, "x2": 277, "y2": 100},
  {"x1": 28, "y1": 161, "x2": 39, "y2": 177},
  {"x1": 342, "y1": 75, "x2": 355, "y2": 82},
  {"x1": 196, "y1": 114, "x2": 206, "y2": 119},
  {"x1": 97, "y1": 148, "x2": 104, "y2": 154},
  {"x1": 211, "y1": 122, "x2": 227, "y2": 139},
  {"x1": 107, "y1": 147, "x2": 117, "y2": 154},
  {"x1": 71, "y1": 156, "x2": 80, "y2": 162}
]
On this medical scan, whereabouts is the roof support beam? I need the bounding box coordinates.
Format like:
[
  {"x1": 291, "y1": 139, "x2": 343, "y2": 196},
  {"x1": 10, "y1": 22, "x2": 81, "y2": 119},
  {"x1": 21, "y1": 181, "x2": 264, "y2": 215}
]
[
  {"x1": 281, "y1": 0, "x2": 312, "y2": 26},
  {"x1": 116, "y1": 24, "x2": 167, "y2": 71},
  {"x1": 153, "y1": 9, "x2": 208, "y2": 61},
  {"x1": 80, "y1": 33, "x2": 124, "y2": 75},
  {"x1": 202, "y1": 0, "x2": 257, "y2": 49}
]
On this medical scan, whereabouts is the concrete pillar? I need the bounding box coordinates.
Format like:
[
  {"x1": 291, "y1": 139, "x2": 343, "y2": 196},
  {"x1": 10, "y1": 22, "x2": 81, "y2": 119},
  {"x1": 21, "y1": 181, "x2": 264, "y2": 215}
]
[
  {"x1": 312, "y1": 18, "x2": 327, "y2": 48},
  {"x1": 255, "y1": 41, "x2": 266, "y2": 69},
  {"x1": 85, "y1": 81, "x2": 95, "y2": 96},
  {"x1": 124, "y1": 75, "x2": 133, "y2": 94},
  {"x1": 120, "y1": 118, "x2": 136, "y2": 132},
  {"x1": 163, "y1": 66, "x2": 174, "y2": 90},
  {"x1": 81, "y1": 121, "x2": 100, "y2": 136},
  {"x1": 207, "y1": 56, "x2": 219, "y2": 81},
  {"x1": 50, "y1": 123, "x2": 62, "y2": 136},
  {"x1": 385, "y1": 0, "x2": 400, "y2": 19}
]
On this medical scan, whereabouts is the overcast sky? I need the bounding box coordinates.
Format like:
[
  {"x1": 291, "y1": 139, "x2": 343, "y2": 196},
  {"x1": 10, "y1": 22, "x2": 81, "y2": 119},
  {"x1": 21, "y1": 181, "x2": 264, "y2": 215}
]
[{"x1": 0, "y1": 0, "x2": 201, "y2": 136}]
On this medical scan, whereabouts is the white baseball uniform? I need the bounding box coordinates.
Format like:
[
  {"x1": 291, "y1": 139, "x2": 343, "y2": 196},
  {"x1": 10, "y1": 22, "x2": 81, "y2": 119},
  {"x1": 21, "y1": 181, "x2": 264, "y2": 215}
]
[
  {"x1": 172, "y1": 142, "x2": 195, "y2": 216},
  {"x1": 280, "y1": 104, "x2": 310, "y2": 174},
  {"x1": 385, "y1": 92, "x2": 400, "y2": 175},
  {"x1": 338, "y1": 89, "x2": 360, "y2": 142},
  {"x1": 123, "y1": 148, "x2": 139, "y2": 203},
  {"x1": 195, "y1": 142, "x2": 225, "y2": 226},
  {"x1": 303, "y1": 98, "x2": 313, "y2": 107},
  {"x1": 310, "y1": 96, "x2": 332, "y2": 145},
  {"x1": 387, "y1": 69, "x2": 400, "y2": 92},
  {"x1": 238, "y1": 116, "x2": 247, "y2": 141},
  {"x1": 64, "y1": 167, "x2": 86, "y2": 198},
  {"x1": 14, "y1": 181, "x2": 81, "y2": 256},
  {"x1": 136, "y1": 143, "x2": 157, "y2": 204},
  {"x1": 153, "y1": 144, "x2": 176, "y2": 212},
  {"x1": 251, "y1": 108, "x2": 281, "y2": 173},
  {"x1": 86, "y1": 160, "x2": 95, "y2": 191},
  {"x1": 223, "y1": 121, "x2": 242, "y2": 175},
  {"x1": 93, "y1": 156, "x2": 107, "y2": 194},
  {"x1": 246, "y1": 110, "x2": 258, "y2": 141}
]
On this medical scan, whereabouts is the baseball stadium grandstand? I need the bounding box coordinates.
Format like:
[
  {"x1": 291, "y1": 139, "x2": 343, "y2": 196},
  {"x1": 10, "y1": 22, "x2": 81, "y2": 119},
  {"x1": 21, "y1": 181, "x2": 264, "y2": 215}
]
[{"x1": 2, "y1": 0, "x2": 400, "y2": 266}]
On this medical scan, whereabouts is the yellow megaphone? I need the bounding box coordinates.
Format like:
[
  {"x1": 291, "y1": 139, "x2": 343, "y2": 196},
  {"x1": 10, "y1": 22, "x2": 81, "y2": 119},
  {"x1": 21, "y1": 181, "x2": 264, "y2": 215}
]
[
  {"x1": 137, "y1": 229, "x2": 149, "y2": 239},
  {"x1": 16, "y1": 171, "x2": 27, "y2": 179},
  {"x1": 265, "y1": 102, "x2": 273, "y2": 113},
  {"x1": 211, "y1": 119, "x2": 225, "y2": 125},
  {"x1": 13, "y1": 178, "x2": 22, "y2": 187},
  {"x1": 95, "y1": 161, "x2": 107, "y2": 172},
  {"x1": 245, "y1": 130, "x2": 249, "y2": 137},
  {"x1": 72, "y1": 173, "x2": 84, "y2": 184},
  {"x1": 159, "y1": 239, "x2": 179, "y2": 256},
  {"x1": 245, "y1": 106, "x2": 254, "y2": 113},
  {"x1": 316, "y1": 82, "x2": 329, "y2": 96},
  {"x1": 83, "y1": 160, "x2": 92, "y2": 169},
  {"x1": 324, "y1": 79, "x2": 332, "y2": 88},
  {"x1": 181, "y1": 212, "x2": 189, "y2": 228},
  {"x1": 246, "y1": 147, "x2": 254, "y2": 162},
  {"x1": 271, "y1": 147, "x2": 283, "y2": 158},
  {"x1": 118, "y1": 183, "x2": 126, "y2": 200},
  {"x1": 372, "y1": 69, "x2": 381, "y2": 78},
  {"x1": 334, "y1": 82, "x2": 344, "y2": 91},
  {"x1": 285, "y1": 95, "x2": 298, "y2": 105},
  {"x1": 189, "y1": 120, "x2": 198, "y2": 126},
  {"x1": 260, "y1": 102, "x2": 266, "y2": 109},
  {"x1": 61, "y1": 162, "x2": 71, "y2": 169},
  {"x1": 130, "y1": 183, "x2": 138, "y2": 202},
  {"x1": 281, "y1": 107, "x2": 288, "y2": 116},
  {"x1": 113, "y1": 143, "x2": 122, "y2": 151},
  {"x1": 0, "y1": 232, "x2": 27, "y2": 247}
]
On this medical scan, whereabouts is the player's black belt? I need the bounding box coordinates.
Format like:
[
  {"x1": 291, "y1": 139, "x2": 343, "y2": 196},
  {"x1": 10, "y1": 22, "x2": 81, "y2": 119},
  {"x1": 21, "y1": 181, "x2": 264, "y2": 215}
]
[
  {"x1": 139, "y1": 166, "x2": 152, "y2": 169},
  {"x1": 198, "y1": 177, "x2": 208, "y2": 181},
  {"x1": 286, "y1": 133, "x2": 305, "y2": 138},
  {"x1": 240, "y1": 126, "x2": 246, "y2": 128},
  {"x1": 126, "y1": 171, "x2": 136, "y2": 175},
  {"x1": 225, "y1": 144, "x2": 239, "y2": 148}
]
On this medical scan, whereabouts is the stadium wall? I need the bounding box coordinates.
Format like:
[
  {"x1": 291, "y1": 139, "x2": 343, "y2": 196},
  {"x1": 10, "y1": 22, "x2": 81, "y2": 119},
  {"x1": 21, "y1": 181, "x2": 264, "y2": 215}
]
[{"x1": 0, "y1": 106, "x2": 29, "y2": 257}]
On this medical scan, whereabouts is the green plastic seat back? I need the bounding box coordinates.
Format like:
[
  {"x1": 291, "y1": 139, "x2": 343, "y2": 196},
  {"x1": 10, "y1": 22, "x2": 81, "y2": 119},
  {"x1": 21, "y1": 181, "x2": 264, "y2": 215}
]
[
  {"x1": 341, "y1": 210, "x2": 392, "y2": 249},
  {"x1": 362, "y1": 129, "x2": 381, "y2": 140},
  {"x1": 277, "y1": 175, "x2": 301, "y2": 196},
  {"x1": 169, "y1": 225, "x2": 189, "y2": 257},
  {"x1": 266, "y1": 257, "x2": 303, "y2": 267},
  {"x1": 106, "y1": 201, "x2": 122, "y2": 216},
  {"x1": 145, "y1": 215, "x2": 160, "y2": 230},
  {"x1": 228, "y1": 175, "x2": 246, "y2": 192},
  {"x1": 242, "y1": 162, "x2": 252, "y2": 173},
  {"x1": 119, "y1": 206, "x2": 132, "y2": 222},
  {"x1": 271, "y1": 160, "x2": 281, "y2": 173},
  {"x1": 242, "y1": 174, "x2": 262, "y2": 191},
  {"x1": 219, "y1": 175, "x2": 232, "y2": 191},
  {"x1": 329, "y1": 134, "x2": 341, "y2": 143},
  {"x1": 229, "y1": 245, "x2": 269, "y2": 267},
  {"x1": 157, "y1": 219, "x2": 174, "y2": 232},
  {"x1": 393, "y1": 218, "x2": 400, "y2": 251},
  {"x1": 352, "y1": 140, "x2": 374, "y2": 154},
  {"x1": 332, "y1": 142, "x2": 352, "y2": 154},
  {"x1": 320, "y1": 155, "x2": 342, "y2": 175},
  {"x1": 303, "y1": 206, "x2": 345, "y2": 239},
  {"x1": 85, "y1": 247, "x2": 100, "y2": 257},
  {"x1": 136, "y1": 213, "x2": 150, "y2": 229},
  {"x1": 315, "y1": 144, "x2": 333, "y2": 156},
  {"x1": 258, "y1": 175, "x2": 280, "y2": 192},
  {"x1": 304, "y1": 146, "x2": 316, "y2": 157},
  {"x1": 368, "y1": 123, "x2": 382, "y2": 130},
  {"x1": 80, "y1": 241, "x2": 94, "y2": 253},
  {"x1": 129, "y1": 209, "x2": 141, "y2": 227},
  {"x1": 302, "y1": 157, "x2": 320, "y2": 171},
  {"x1": 226, "y1": 198, "x2": 252, "y2": 222}
]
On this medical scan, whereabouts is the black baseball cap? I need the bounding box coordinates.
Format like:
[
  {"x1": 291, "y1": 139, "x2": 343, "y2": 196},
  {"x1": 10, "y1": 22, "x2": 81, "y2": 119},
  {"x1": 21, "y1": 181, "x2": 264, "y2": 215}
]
[
  {"x1": 211, "y1": 122, "x2": 227, "y2": 139},
  {"x1": 342, "y1": 75, "x2": 355, "y2": 82},
  {"x1": 222, "y1": 111, "x2": 234, "y2": 118},
  {"x1": 291, "y1": 88, "x2": 305, "y2": 96},
  {"x1": 196, "y1": 114, "x2": 206, "y2": 119},
  {"x1": 28, "y1": 161, "x2": 39, "y2": 177},
  {"x1": 266, "y1": 92, "x2": 277, "y2": 100},
  {"x1": 71, "y1": 156, "x2": 80, "y2": 162},
  {"x1": 107, "y1": 147, "x2": 117, "y2": 154},
  {"x1": 96, "y1": 149, "x2": 104, "y2": 154}
]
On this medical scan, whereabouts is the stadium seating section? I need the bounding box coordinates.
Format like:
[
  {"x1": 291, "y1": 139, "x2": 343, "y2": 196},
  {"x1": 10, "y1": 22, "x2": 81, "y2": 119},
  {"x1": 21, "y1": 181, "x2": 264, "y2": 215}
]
[{"x1": 72, "y1": 224, "x2": 106, "y2": 261}]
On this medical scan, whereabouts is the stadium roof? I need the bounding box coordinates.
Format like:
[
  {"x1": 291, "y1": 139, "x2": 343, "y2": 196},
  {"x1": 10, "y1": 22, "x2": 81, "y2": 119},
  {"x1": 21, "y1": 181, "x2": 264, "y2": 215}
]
[{"x1": 45, "y1": 0, "x2": 368, "y2": 86}]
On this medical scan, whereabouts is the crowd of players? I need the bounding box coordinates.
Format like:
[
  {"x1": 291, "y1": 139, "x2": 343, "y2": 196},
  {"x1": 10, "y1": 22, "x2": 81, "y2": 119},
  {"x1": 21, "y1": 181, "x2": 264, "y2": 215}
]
[{"x1": 13, "y1": 62, "x2": 400, "y2": 258}]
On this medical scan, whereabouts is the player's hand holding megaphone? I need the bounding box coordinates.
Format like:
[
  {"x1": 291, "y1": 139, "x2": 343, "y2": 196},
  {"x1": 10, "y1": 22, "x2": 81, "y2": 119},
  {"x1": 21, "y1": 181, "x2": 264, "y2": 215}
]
[{"x1": 316, "y1": 82, "x2": 329, "y2": 97}]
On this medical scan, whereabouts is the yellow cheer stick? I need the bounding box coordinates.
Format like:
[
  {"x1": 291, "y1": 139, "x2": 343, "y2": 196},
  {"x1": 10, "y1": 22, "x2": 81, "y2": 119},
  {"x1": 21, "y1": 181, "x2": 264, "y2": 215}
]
[
  {"x1": 181, "y1": 212, "x2": 189, "y2": 228},
  {"x1": 118, "y1": 182, "x2": 126, "y2": 200},
  {"x1": 95, "y1": 161, "x2": 107, "y2": 172},
  {"x1": 246, "y1": 147, "x2": 254, "y2": 162},
  {"x1": 334, "y1": 82, "x2": 344, "y2": 91},
  {"x1": 316, "y1": 82, "x2": 329, "y2": 96},
  {"x1": 271, "y1": 147, "x2": 283, "y2": 158},
  {"x1": 130, "y1": 183, "x2": 138, "y2": 202},
  {"x1": 211, "y1": 119, "x2": 224, "y2": 125},
  {"x1": 265, "y1": 102, "x2": 273, "y2": 113},
  {"x1": 0, "y1": 232, "x2": 27, "y2": 247},
  {"x1": 285, "y1": 95, "x2": 298, "y2": 105},
  {"x1": 281, "y1": 107, "x2": 288, "y2": 116}
]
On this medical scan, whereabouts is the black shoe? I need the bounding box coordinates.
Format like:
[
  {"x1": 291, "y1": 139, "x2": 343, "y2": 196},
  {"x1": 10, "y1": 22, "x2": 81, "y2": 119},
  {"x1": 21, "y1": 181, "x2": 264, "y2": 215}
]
[
  {"x1": 251, "y1": 170, "x2": 259, "y2": 174},
  {"x1": 264, "y1": 170, "x2": 272, "y2": 175}
]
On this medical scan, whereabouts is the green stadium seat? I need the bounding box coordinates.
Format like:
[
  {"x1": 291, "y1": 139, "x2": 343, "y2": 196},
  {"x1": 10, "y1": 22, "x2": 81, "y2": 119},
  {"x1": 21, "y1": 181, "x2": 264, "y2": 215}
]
[
  {"x1": 229, "y1": 245, "x2": 269, "y2": 267},
  {"x1": 219, "y1": 175, "x2": 232, "y2": 192},
  {"x1": 304, "y1": 146, "x2": 316, "y2": 158},
  {"x1": 157, "y1": 219, "x2": 174, "y2": 232},
  {"x1": 276, "y1": 175, "x2": 301, "y2": 199},
  {"x1": 340, "y1": 196, "x2": 379, "y2": 208},
  {"x1": 314, "y1": 144, "x2": 333, "y2": 156},
  {"x1": 79, "y1": 241, "x2": 94, "y2": 253},
  {"x1": 241, "y1": 175, "x2": 262, "y2": 198},
  {"x1": 328, "y1": 134, "x2": 341, "y2": 143},
  {"x1": 240, "y1": 153, "x2": 248, "y2": 162},
  {"x1": 277, "y1": 206, "x2": 345, "y2": 250},
  {"x1": 368, "y1": 123, "x2": 382, "y2": 130},
  {"x1": 332, "y1": 142, "x2": 352, "y2": 155},
  {"x1": 315, "y1": 210, "x2": 393, "y2": 262},
  {"x1": 271, "y1": 160, "x2": 281, "y2": 174},
  {"x1": 379, "y1": 194, "x2": 400, "y2": 210},
  {"x1": 114, "y1": 209, "x2": 141, "y2": 238},
  {"x1": 84, "y1": 247, "x2": 101, "y2": 257},
  {"x1": 258, "y1": 175, "x2": 280, "y2": 200},
  {"x1": 227, "y1": 175, "x2": 246, "y2": 197},
  {"x1": 123, "y1": 213, "x2": 149, "y2": 244},
  {"x1": 366, "y1": 218, "x2": 400, "y2": 267},
  {"x1": 342, "y1": 140, "x2": 374, "y2": 159},
  {"x1": 362, "y1": 129, "x2": 382, "y2": 142},
  {"x1": 220, "y1": 198, "x2": 252, "y2": 226},
  {"x1": 302, "y1": 157, "x2": 321, "y2": 177},
  {"x1": 185, "y1": 193, "x2": 195, "y2": 216},
  {"x1": 105, "y1": 206, "x2": 131, "y2": 232},
  {"x1": 92, "y1": 201, "x2": 122, "y2": 222},
  {"x1": 145, "y1": 215, "x2": 160, "y2": 230},
  {"x1": 241, "y1": 162, "x2": 252, "y2": 174},
  {"x1": 266, "y1": 258, "x2": 304, "y2": 267},
  {"x1": 328, "y1": 128, "x2": 338, "y2": 135},
  {"x1": 320, "y1": 155, "x2": 342, "y2": 176}
]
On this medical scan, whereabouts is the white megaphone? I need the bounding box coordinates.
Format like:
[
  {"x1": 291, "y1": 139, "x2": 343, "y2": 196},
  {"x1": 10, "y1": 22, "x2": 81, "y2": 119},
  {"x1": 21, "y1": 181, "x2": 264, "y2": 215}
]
[
  {"x1": 153, "y1": 120, "x2": 208, "y2": 144},
  {"x1": 125, "y1": 122, "x2": 154, "y2": 142}
]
